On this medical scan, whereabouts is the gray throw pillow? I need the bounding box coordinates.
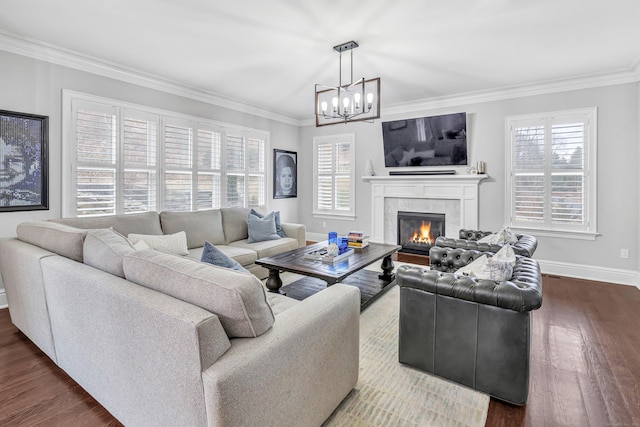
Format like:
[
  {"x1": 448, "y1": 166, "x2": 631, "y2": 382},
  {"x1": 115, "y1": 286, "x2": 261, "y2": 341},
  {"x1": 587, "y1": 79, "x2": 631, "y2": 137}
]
[
  {"x1": 201, "y1": 241, "x2": 249, "y2": 273},
  {"x1": 250, "y1": 208, "x2": 286, "y2": 237},
  {"x1": 247, "y1": 211, "x2": 281, "y2": 243}
]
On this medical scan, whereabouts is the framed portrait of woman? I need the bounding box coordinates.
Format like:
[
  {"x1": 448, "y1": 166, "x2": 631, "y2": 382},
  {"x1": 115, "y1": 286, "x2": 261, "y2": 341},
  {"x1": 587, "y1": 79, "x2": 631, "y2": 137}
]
[
  {"x1": 0, "y1": 110, "x2": 49, "y2": 212},
  {"x1": 273, "y1": 149, "x2": 297, "y2": 199}
]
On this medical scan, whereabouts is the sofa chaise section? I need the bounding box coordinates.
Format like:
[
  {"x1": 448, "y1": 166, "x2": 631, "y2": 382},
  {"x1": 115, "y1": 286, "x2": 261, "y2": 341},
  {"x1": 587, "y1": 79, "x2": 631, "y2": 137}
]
[{"x1": 0, "y1": 218, "x2": 360, "y2": 426}]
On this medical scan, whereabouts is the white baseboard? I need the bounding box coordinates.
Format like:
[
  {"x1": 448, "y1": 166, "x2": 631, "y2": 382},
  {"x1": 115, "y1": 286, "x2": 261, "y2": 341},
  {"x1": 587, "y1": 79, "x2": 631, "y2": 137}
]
[
  {"x1": 0, "y1": 289, "x2": 7, "y2": 309},
  {"x1": 306, "y1": 232, "x2": 325, "y2": 243},
  {"x1": 536, "y1": 259, "x2": 639, "y2": 287}
]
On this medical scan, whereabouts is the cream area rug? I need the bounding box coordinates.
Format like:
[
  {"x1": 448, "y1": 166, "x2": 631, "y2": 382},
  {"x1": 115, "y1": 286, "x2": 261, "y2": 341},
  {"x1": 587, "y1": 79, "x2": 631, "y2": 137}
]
[
  {"x1": 272, "y1": 263, "x2": 489, "y2": 426},
  {"x1": 322, "y1": 285, "x2": 489, "y2": 427}
]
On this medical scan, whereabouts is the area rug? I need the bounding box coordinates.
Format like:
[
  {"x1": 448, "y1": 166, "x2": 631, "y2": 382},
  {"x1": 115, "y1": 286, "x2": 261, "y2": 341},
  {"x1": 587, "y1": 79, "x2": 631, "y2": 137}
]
[{"x1": 322, "y1": 284, "x2": 489, "y2": 427}]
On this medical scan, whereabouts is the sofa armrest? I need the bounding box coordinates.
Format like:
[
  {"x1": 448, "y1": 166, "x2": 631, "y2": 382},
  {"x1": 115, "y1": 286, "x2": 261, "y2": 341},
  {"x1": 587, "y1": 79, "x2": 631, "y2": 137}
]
[
  {"x1": 202, "y1": 283, "x2": 360, "y2": 427},
  {"x1": 398, "y1": 255, "x2": 543, "y2": 312},
  {"x1": 281, "y1": 222, "x2": 306, "y2": 247},
  {"x1": 40, "y1": 256, "x2": 230, "y2": 427},
  {"x1": 436, "y1": 229, "x2": 538, "y2": 257}
]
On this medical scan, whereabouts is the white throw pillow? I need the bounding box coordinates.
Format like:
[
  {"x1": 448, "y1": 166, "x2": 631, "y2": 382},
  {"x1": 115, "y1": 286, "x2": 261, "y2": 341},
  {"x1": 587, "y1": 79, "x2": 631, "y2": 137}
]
[
  {"x1": 132, "y1": 240, "x2": 150, "y2": 250},
  {"x1": 127, "y1": 231, "x2": 189, "y2": 256}
]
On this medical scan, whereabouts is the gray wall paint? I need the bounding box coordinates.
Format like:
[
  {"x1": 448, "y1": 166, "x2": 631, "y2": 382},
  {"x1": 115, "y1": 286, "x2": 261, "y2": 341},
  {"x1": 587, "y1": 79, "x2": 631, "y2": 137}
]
[
  {"x1": 299, "y1": 83, "x2": 639, "y2": 272},
  {"x1": 0, "y1": 50, "x2": 299, "y2": 293},
  {"x1": 1, "y1": 47, "x2": 638, "y2": 293}
]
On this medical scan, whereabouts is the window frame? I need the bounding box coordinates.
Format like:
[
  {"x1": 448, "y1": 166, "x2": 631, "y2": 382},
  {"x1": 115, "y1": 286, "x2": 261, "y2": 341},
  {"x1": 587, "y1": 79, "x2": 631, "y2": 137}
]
[
  {"x1": 312, "y1": 133, "x2": 356, "y2": 219},
  {"x1": 62, "y1": 90, "x2": 269, "y2": 217},
  {"x1": 505, "y1": 107, "x2": 598, "y2": 240}
]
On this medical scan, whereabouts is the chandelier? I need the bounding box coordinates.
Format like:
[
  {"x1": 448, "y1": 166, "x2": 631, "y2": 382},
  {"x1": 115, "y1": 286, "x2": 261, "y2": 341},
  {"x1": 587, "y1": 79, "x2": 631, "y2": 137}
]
[{"x1": 315, "y1": 41, "x2": 380, "y2": 127}]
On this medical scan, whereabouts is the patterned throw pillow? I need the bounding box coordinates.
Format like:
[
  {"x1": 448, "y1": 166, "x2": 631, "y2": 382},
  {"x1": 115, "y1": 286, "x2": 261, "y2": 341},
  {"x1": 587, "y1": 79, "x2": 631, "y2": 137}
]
[
  {"x1": 200, "y1": 241, "x2": 249, "y2": 273},
  {"x1": 477, "y1": 227, "x2": 519, "y2": 245},
  {"x1": 455, "y1": 245, "x2": 515, "y2": 281}
]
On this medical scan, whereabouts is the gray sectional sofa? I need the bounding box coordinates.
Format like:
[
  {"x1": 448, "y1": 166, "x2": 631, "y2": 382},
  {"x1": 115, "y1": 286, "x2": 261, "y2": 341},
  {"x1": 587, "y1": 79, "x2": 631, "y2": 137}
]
[{"x1": 0, "y1": 208, "x2": 361, "y2": 427}]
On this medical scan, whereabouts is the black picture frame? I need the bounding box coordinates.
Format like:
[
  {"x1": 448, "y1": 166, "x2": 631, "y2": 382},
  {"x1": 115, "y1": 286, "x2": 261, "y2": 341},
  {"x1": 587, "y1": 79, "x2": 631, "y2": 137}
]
[
  {"x1": 0, "y1": 109, "x2": 49, "y2": 212},
  {"x1": 273, "y1": 149, "x2": 297, "y2": 199}
]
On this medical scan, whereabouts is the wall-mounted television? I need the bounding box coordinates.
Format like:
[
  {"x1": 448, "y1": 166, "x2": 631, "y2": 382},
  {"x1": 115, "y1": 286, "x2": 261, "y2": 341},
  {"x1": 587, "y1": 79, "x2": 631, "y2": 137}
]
[{"x1": 382, "y1": 112, "x2": 468, "y2": 167}]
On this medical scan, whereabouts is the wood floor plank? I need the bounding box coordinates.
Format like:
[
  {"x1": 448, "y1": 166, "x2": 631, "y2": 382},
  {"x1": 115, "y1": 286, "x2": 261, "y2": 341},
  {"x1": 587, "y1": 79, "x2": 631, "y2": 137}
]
[
  {"x1": 485, "y1": 275, "x2": 640, "y2": 426},
  {"x1": 1, "y1": 273, "x2": 639, "y2": 426}
]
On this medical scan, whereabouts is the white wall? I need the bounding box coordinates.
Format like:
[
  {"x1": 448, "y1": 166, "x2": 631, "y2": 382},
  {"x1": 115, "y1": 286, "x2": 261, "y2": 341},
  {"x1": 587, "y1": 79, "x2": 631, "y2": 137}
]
[
  {"x1": 299, "y1": 82, "x2": 640, "y2": 282},
  {"x1": 0, "y1": 50, "x2": 299, "y2": 304}
]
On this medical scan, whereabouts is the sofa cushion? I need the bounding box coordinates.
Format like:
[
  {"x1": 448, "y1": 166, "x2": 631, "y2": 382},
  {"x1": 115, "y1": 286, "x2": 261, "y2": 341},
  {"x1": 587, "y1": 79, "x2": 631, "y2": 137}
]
[
  {"x1": 84, "y1": 228, "x2": 135, "y2": 278},
  {"x1": 201, "y1": 241, "x2": 248, "y2": 273},
  {"x1": 266, "y1": 292, "x2": 299, "y2": 316},
  {"x1": 221, "y1": 207, "x2": 251, "y2": 244},
  {"x1": 247, "y1": 211, "x2": 281, "y2": 243},
  {"x1": 123, "y1": 250, "x2": 275, "y2": 337},
  {"x1": 229, "y1": 237, "x2": 299, "y2": 259},
  {"x1": 51, "y1": 211, "x2": 163, "y2": 237},
  {"x1": 128, "y1": 231, "x2": 189, "y2": 256},
  {"x1": 250, "y1": 208, "x2": 286, "y2": 238},
  {"x1": 17, "y1": 221, "x2": 88, "y2": 262},
  {"x1": 160, "y1": 210, "x2": 226, "y2": 249}
]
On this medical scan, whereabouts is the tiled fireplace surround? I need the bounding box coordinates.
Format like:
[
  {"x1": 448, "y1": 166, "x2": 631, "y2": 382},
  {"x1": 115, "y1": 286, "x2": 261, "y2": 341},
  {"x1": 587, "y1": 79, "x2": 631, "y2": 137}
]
[{"x1": 363, "y1": 175, "x2": 487, "y2": 245}]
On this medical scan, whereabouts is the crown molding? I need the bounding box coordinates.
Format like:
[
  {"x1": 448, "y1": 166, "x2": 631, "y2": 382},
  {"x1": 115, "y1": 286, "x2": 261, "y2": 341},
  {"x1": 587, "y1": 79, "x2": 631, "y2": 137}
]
[
  {"x1": 1, "y1": 29, "x2": 638, "y2": 129},
  {"x1": 299, "y1": 66, "x2": 640, "y2": 127},
  {"x1": 381, "y1": 68, "x2": 640, "y2": 118},
  {"x1": 0, "y1": 30, "x2": 301, "y2": 126}
]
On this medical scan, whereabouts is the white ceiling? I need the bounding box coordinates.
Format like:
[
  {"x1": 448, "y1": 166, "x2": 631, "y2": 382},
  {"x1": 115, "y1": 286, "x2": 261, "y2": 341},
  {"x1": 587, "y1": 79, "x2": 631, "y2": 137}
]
[{"x1": 1, "y1": 0, "x2": 639, "y2": 122}]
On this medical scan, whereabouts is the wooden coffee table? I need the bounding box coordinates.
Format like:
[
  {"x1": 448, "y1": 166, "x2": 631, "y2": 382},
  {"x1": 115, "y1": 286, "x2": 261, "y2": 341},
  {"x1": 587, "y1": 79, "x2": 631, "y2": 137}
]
[{"x1": 255, "y1": 241, "x2": 401, "y2": 310}]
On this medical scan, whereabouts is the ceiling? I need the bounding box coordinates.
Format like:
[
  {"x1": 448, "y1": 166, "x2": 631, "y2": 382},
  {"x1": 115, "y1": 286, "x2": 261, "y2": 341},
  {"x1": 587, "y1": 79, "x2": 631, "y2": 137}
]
[{"x1": 1, "y1": 0, "x2": 639, "y2": 122}]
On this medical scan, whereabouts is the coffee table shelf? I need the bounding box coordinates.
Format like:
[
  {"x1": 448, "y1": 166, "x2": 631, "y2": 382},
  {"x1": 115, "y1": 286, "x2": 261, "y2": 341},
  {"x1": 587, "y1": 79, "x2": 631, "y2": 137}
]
[{"x1": 255, "y1": 241, "x2": 401, "y2": 310}]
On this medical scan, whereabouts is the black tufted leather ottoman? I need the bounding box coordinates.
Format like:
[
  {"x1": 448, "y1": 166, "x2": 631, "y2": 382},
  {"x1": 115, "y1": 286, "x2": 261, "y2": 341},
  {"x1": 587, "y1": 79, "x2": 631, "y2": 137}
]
[
  {"x1": 397, "y1": 246, "x2": 543, "y2": 405},
  {"x1": 435, "y1": 228, "x2": 538, "y2": 257}
]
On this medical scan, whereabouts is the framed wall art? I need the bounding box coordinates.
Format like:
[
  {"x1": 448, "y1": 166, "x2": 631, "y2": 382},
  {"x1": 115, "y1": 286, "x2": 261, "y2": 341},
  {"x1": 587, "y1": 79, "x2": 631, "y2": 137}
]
[
  {"x1": 0, "y1": 109, "x2": 49, "y2": 211},
  {"x1": 273, "y1": 149, "x2": 297, "y2": 199}
]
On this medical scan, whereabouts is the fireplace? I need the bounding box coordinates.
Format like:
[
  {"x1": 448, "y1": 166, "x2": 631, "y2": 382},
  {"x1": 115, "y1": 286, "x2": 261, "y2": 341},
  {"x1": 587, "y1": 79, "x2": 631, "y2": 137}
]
[{"x1": 397, "y1": 211, "x2": 445, "y2": 255}]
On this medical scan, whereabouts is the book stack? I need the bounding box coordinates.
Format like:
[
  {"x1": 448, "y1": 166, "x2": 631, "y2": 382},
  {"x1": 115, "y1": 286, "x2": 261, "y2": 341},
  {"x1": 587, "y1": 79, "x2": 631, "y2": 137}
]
[{"x1": 347, "y1": 231, "x2": 370, "y2": 249}]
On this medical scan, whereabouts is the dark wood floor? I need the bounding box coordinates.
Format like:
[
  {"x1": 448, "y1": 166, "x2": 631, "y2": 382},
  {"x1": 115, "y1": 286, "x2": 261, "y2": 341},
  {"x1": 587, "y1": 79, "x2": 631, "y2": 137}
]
[{"x1": 1, "y1": 273, "x2": 639, "y2": 426}]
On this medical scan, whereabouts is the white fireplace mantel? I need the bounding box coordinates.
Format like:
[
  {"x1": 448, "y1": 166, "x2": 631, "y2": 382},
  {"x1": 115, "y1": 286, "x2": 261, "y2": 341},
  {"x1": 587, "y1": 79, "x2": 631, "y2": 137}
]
[{"x1": 362, "y1": 174, "x2": 488, "y2": 243}]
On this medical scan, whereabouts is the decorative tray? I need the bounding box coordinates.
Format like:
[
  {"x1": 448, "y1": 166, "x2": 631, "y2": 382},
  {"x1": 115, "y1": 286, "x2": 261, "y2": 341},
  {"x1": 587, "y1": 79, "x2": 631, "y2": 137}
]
[{"x1": 303, "y1": 248, "x2": 354, "y2": 263}]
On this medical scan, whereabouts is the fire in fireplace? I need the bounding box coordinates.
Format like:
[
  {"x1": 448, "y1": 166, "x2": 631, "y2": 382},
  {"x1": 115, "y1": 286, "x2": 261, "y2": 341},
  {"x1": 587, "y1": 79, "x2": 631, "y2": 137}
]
[{"x1": 397, "y1": 211, "x2": 445, "y2": 255}]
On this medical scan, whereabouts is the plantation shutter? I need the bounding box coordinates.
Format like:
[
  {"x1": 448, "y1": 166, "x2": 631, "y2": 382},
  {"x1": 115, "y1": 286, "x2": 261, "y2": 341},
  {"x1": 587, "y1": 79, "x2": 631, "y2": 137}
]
[
  {"x1": 335, "y1": 142, "x2": 352, "y2": 211},
  {"x1": 226, "y1": 133, "x2": 245, "y2": 207},
  {"x1": 123, "y1": 111, "x2": 158, "y2": 213},
  {"x1": 68, "y1": 93, "x2": 268, "y2": 217},
  {"x1": 550, "y1": 118, "x2": 585, "y2": 225},
  {"x1": 507, "y1": 109, "x2": 594, "y2": 234},
  {"x1": 247, "y1": 135, "x2": 265, "y2": 207},
  {"x1": 313, "y1": 134, "x2": 355, "y2": 216},
  {"x1": 75, "y1": 103, "x2": 117, "y2": 217},
  {"x1": 164, "y1": 122, "x2": 192, "y2": 211},
  {"x1": 196, "y1": 127, "x2": 222, "y2": 209},
  {"x1": 512, "y1": 121, "x2": 545, "y2": 223},
  {"x1": 316, "y1": 142, "x2": 334, "y2": 210}
]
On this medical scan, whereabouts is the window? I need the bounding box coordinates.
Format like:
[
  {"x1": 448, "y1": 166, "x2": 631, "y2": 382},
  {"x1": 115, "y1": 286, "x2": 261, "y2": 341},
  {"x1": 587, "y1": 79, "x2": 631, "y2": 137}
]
[
  {"x1": 313, "y1": 133, "x2": 355, "y2": 218},
  {"x1": 505, "y1": 108, "x2": 597, "y2": 238},
  {"x1": 64, "y1": 92, "x2": 268, "y2": 217}
]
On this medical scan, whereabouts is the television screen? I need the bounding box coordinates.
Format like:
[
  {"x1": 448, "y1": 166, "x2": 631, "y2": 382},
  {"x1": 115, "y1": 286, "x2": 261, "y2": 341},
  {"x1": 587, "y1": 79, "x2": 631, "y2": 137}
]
[{"x1": 382, "y1": 112, "x2": 467, "y2": 167}]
